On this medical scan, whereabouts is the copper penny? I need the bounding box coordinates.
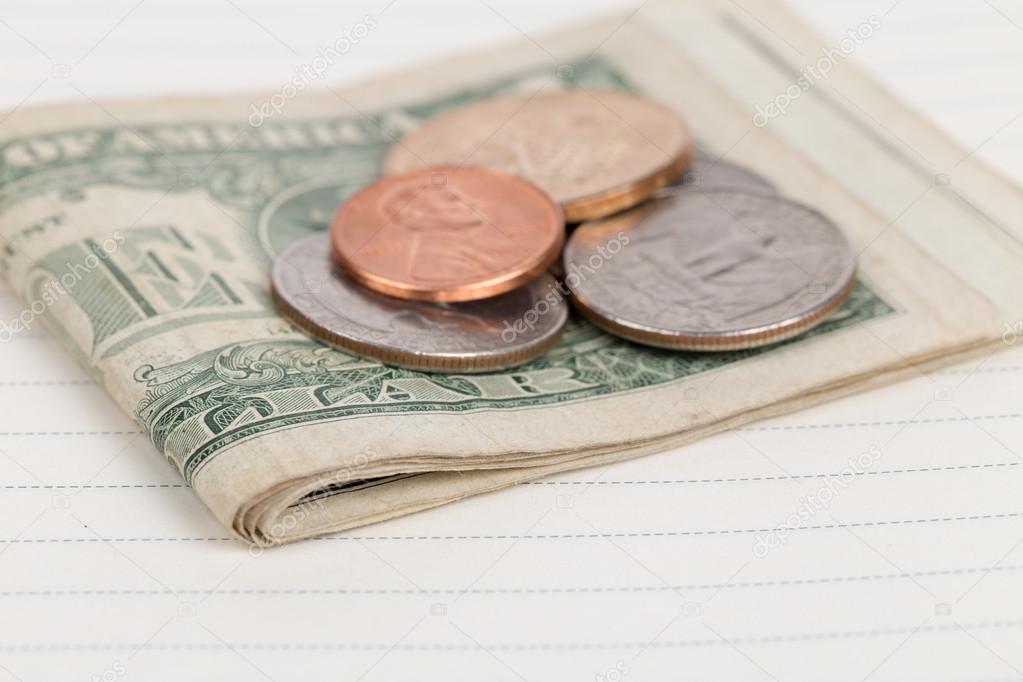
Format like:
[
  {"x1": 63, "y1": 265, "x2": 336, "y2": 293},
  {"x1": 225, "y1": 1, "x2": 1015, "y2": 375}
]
[
  {"x1": 330, "y1": 166, "x2": 564, "y2": 302},
  {"x1": 382, "y1": 90, "x2": 693, "y2": 222}
]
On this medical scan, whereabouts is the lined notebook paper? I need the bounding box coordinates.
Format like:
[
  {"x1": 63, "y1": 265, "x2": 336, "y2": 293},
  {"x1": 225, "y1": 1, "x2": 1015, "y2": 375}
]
[{"x1": 2, "y1": 1, "x2": 1023, "y2": 680}]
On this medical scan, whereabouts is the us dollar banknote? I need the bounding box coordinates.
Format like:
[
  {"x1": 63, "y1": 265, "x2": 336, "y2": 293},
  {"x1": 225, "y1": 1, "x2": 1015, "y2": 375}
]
[{"x1": 1, "y1": 0, "x2": 1020, "y2": 545}]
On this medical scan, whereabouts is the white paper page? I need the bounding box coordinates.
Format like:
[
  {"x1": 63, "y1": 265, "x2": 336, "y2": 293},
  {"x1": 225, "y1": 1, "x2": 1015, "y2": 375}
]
[{"x1": 2, "y1": 2, "x2": 1023, "y2": 680}]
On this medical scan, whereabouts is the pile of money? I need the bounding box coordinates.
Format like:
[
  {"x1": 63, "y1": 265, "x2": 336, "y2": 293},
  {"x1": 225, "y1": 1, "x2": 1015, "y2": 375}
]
[
  {"x1": 271, "y1": 165, "x2": 569, "y2": 373},
  {"x1": 1, "y1": 0, "x2": 1016, "y2": 546},
  {"x1": 272, "y1": 89, "x2": 858, "y2": 373}
]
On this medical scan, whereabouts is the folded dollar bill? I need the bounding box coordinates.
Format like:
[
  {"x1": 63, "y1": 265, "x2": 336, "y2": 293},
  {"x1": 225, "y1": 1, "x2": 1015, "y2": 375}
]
[{"x1": 2, "y1": 0, "x2": 1020, "y2": 545}]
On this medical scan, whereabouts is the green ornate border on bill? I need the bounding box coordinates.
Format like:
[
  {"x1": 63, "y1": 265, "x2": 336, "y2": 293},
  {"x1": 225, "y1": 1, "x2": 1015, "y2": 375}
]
[{"x1": 145, "y1": 280, "x2": 890, "y2": 483}]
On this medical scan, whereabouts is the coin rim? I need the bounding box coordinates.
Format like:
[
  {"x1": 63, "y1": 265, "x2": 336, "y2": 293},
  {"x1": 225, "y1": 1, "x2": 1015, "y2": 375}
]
[
  {"x1": 570, "y1": 270, "x2": 856, "y2": 351},
  {"x1": 330, "y1": 165, "x2": 565, "y2": 303},
  {"x1": 565, "y1": 188, "x2": 859, "y2": 351},
  {"x1": 382, "y1": 90, "x2": 694, "y2": 222},
  {"x1": 272, "y1": 239, "x2": 569, "y2": 372},
  {"x1": 562, "y1": 147, "x2": 691, "y2": 222}
]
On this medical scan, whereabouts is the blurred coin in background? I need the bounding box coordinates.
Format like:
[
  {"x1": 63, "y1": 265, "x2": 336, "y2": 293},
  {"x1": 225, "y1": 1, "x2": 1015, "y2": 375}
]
[{"x1": 383, "y1": 89, "x2": 692, "y2": 221}]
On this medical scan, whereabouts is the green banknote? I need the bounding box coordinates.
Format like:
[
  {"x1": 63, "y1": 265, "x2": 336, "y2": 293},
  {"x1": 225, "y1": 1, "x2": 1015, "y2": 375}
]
[{"x1": 0, "y1": 0, "x2": 1014, "y2": 544}]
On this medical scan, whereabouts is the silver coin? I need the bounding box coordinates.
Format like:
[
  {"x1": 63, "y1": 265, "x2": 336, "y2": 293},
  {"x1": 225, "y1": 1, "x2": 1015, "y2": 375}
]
[
  {"x1": 272, "y1": 233, "x2": 568, "y2": 372},
  {"x1": 673, "y1": 153, "x2": 776, "y2": 193},
  {"x1": 564, "y1": 188, "x2": 857, "y2": 351}
]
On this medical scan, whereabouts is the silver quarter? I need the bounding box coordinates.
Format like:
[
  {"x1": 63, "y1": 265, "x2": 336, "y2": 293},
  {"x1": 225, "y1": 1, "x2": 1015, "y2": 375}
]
[
  {"x1": 272, "y1": 233, "x2": 568, "y2": 372},
  {"x1": 564, "y1": 188, "x2": 857, "y2": 350}
]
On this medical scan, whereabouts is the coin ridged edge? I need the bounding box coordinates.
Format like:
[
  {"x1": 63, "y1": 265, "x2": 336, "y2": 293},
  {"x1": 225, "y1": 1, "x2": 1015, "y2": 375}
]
[
  {"x1": 562, "y1": 145, "x2": 691, "y2": 222},
  {"x1": 569, "y1": 265, "x2": 857, "y2": 351},
  {"x1": 271, "y1": 276, "x2": 569, "y2": 373}
]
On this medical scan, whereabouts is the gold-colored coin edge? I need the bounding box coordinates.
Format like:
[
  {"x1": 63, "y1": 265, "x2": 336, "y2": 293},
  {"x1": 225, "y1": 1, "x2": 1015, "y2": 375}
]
[{"x1": 561, "y1": 146, "x2": 691, "y2": 222}]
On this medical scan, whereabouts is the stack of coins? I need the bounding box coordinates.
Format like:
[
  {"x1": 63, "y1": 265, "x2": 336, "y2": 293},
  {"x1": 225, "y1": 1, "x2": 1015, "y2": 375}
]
[
  {"x1": 272, "y1": 165, "x2": 569, "y2": 373},
  {"x1": 271, "y1": 89, "x2": 857, "y2": 372}
]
